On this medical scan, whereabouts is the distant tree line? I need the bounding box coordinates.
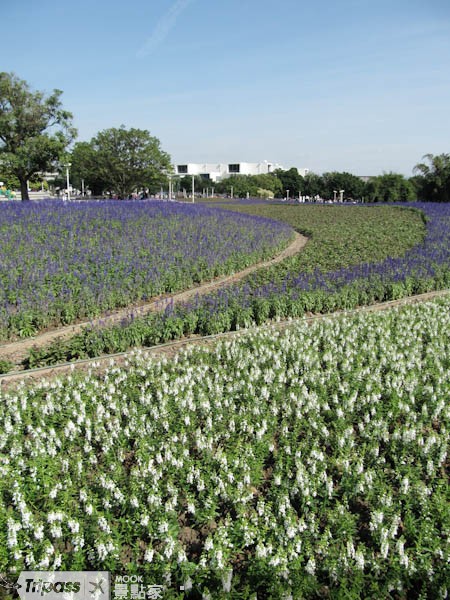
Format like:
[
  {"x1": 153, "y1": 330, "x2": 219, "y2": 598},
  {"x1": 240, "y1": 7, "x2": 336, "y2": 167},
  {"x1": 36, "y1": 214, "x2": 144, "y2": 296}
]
[
  {"x1": 1, "y1": 72, "x2": 450, "y2": 202},
  {"x1": 213, "y1": 164, "x2": 450, "y2": 203}
]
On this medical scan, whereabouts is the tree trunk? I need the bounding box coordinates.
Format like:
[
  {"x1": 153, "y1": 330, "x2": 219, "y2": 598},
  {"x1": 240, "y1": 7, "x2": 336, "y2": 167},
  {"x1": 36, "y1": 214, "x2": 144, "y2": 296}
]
[{"x1": 19, "y1": 177, "x2": 30, "y2": 201}]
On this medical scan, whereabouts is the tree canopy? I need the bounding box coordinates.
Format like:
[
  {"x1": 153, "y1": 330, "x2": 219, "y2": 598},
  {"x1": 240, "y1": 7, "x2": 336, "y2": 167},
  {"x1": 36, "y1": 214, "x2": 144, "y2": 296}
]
[
  {"x1": 413, "y1": 153, "x2": 450, "y2": 202},
  {"x1": 70, "y1": 126, "x2": 172, "y2": 198},
  {"x1": 273, "y1": 167, "x2": 304, "y2": 198},
  {"x1": 0, "y1": 72, "x2": 76, "y2": 200},
  {"x1": 320, "y1": 171, "x2": 366, "y2": 201},
  {"x1": 364, "y1": 173, "x2": 416, "y2": 202}
]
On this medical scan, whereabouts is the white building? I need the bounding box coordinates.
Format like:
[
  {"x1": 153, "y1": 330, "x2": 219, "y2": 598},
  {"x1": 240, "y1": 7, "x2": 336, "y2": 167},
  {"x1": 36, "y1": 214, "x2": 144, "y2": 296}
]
[{"x1": 175, "y1": 161, "x2": 309, "y2": 182}]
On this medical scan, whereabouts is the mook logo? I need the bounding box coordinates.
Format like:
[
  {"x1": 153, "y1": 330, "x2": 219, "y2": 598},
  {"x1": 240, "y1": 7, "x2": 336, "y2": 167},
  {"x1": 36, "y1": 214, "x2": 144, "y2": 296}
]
[{"x1": 16, "y1": 572, "x2": 110, "y2": 600}]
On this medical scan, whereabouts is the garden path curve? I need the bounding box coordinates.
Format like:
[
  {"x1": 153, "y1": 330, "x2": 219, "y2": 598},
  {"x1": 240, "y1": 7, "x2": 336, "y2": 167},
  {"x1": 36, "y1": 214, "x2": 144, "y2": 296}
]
[
  {"x1": 0, "y1": 231, "x2": 308, "y2": 367},
  {"x1": 1, "y1": 288, "x2": 449, "y2": 390}
]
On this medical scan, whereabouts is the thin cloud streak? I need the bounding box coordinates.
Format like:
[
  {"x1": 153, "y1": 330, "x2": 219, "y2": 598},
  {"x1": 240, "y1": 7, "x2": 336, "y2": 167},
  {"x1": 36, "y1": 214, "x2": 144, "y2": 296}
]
[{"x1": 137, "y1": 0, "x2": 195, "y2": 58}]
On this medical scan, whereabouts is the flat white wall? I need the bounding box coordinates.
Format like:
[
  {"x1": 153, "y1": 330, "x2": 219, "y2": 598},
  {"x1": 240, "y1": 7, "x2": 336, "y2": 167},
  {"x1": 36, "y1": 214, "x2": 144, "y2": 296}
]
[{"x1": 175, "y1": 161, "x2": 308, "y2": 182}]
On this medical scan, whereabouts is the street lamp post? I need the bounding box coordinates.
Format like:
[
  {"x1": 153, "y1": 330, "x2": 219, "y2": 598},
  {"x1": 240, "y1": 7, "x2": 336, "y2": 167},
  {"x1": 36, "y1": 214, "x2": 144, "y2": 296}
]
[
  {"x1": 65, "y1": 163, "x2": 71, "y2": 201},
  {"x1": 192, "y1": 175, "x2": 195, "y2": 203},
  {"x1": 231, "y1": 185, "x2": 233, "y2": 199},
  {"x1": 286, "y1": 189, "x2": 290, "y2": 202}
]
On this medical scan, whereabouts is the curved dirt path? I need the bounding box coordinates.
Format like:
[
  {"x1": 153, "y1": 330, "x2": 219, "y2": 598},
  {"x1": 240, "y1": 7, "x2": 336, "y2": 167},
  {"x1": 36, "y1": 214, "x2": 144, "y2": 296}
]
[
  {"x1": 1, "y1": 288, "x2": 449, "y2": 390},
  {"x1": 0, "y1": 231, "x2": 307, "y2": 367}
]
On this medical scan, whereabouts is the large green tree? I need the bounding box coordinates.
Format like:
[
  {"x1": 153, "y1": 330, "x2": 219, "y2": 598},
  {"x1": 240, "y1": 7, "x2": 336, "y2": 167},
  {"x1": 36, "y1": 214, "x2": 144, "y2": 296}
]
[
  {"x1": 67, "y1": 141, "x2": 107, "y2": 196},
  {"x1": 301, "y1": 172, "x2": 324, "y2": 198},
  {"x1": 85, "y1": 126, "x2": 171, "y2": 198},
  {"x1": 215, "y1": 175, "x2": 255, "y2": 197},
  {"x1": 0, "y1": 72, "x2": 76, "y2": 200},
  {"x1": 273, "y1": 167, "x2": 304, "y2": 198},
  {"x1": 413, "y1": 153, "x2": 450, "y2": 202},
  {"x1": 321, "y1": 171, "x2": 365, "y2": 201},
  {"x1": 364, "y1": 173, "x2": 416, "y2": 202}
]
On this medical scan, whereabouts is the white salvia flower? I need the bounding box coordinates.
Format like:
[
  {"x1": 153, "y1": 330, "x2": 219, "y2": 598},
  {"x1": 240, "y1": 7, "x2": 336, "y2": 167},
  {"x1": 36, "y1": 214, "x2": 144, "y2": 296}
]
[
  {"x1": 183, "y1": 577, "x2": 193, "y2": 591},
  {"x1": 96, "y1": 543, "x2": 108, "y2": 560},
  {"x1": 355, "y1": 550, "x2": 365, "y2": 570},
  {"x1": 204, "y1": 538, "x2": 214, "y2": 551},
  {"x1": 158, "y1": 521, "x2": 169, "y2": 534},
  {"x1": 256, "y1": 543, "x2": 268, "y2": 558},
  {"x1": 381, "y1": 541, "x2": 389, "y2": 558},
  {"x1": 286, "y1": 526, "x2": 296, "y2": 539},
  {"x1": 222, "y1": 569, "x2": 233, "y2": 593},
  {"x1": 400, "y1": 477, "x2": 409, "y2": 494},
  {"x1": 144, "y1": 548, "x2": 154, "y2": 563},
  {"x1": 305, "y1": 558, "x2": 316, "y2": 575},
  {"x1": 73, "y1": 535, "x2": 85, "y2": 551},
  {"x1": 370, "y1": 510, "x2": 384, "y2": 531},
  {"x1": 7, "y1": 518, "x2": 22, "y2": 548},
  {"x1": 67, "y1": 519, "x2": 80, "y2": 534},
  {"x1": 52, "y1": 554, "x2": 62, "y2": 569},
  {"x1": 50, "y1": 525, "x2": 62, "y2": 538},
  {"x1": 347, "y1": 541, "x2": 355, "y2": 559},
  {"x1": 98, "y1": 517, "x2": 111, "y2": 534},
  {"x1": 38, "y1": 556, "x2": 50, "y2": 569},
  {"x1": 164, "y1": 538, "x2": 175, "y2": 559}
]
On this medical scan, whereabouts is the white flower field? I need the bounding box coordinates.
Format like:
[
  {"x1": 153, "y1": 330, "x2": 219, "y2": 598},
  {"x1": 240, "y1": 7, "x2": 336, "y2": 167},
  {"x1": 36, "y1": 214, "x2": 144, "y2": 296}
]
[{"x1": 1, "y1": 296, "x2": 449, "y2": 598}]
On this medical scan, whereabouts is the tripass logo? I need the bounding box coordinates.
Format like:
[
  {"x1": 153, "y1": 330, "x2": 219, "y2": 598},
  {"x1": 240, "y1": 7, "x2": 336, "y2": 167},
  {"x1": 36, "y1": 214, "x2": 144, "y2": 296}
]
[{"x1": 13, "y1": 572, "x2": 110, "y2": 600}]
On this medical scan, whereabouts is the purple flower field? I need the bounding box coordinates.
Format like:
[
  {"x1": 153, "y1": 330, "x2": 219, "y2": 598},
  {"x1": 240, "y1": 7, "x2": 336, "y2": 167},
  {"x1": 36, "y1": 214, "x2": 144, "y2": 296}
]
[{"x1": 0, "y1": 200, "x2": 293, "y2": 339}]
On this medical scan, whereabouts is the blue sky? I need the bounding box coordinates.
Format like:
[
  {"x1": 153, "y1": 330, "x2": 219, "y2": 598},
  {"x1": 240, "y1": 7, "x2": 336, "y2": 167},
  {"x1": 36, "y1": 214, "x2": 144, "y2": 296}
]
[{"x1": 2, "y1": 0, "x2": 450, "y2": 175}]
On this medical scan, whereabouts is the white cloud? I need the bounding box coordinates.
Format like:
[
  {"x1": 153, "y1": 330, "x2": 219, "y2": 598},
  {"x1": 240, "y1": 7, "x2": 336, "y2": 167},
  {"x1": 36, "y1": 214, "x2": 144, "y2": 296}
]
[{"x1": 137, "y1": 0, "x2": 196, "y2": 58}]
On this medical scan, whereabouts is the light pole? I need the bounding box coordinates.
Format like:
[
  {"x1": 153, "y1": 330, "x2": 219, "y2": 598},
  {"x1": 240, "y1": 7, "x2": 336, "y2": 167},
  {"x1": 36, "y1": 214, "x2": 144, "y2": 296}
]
[
  {"x1": 192, "y1": 175, "x2": 195, "y2": 203},
  {"x1": 65, "y1": 163, "x2": 71, "y2": 201},
  {"x1": 231, "y1": 185, "x2": 233, "y2": 199},
  {"x1": 286, "y1": 189, "x2": 290, "y2": 202}
]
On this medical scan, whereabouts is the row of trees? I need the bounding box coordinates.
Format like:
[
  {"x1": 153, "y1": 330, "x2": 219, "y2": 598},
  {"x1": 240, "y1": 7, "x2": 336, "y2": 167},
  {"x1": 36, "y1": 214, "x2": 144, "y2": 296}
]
[
  {"x1": 1, "y1": 71, "x2": 450, "y2": 202},
  {"x1": 202, "y1": 168, "x2": 421, "y2": 202}
]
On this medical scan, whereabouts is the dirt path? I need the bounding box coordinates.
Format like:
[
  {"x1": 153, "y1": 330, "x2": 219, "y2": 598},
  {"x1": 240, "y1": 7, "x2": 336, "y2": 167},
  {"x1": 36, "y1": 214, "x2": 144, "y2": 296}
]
[
  {"x1": 0, "y1": 232, "x2": 307, "y2": 367},
  {"x1": 1, "y1": 288, "x2": 448, "y2": 391}
]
